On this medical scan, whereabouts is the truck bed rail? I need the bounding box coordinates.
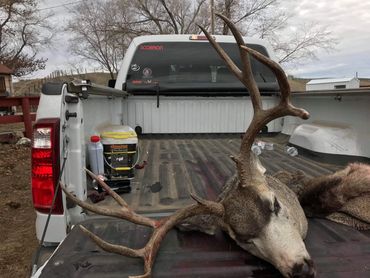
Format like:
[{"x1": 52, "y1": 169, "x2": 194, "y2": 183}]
[{"x1": 67, "y1": 79, "x2": 130, "y2": 98}]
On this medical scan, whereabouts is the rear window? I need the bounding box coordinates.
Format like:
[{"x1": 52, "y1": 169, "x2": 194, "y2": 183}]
[{"x1": 126, "y1": 41, "x2": 278, "y2": 94}]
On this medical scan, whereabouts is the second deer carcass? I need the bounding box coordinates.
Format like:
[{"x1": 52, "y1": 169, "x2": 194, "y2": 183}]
[
  {"x1": 61, "y1": 14, "x2": 315, "y2": 278},
  {"x1": 275, "y1": 163, "x2": 370, "y2": 230}
]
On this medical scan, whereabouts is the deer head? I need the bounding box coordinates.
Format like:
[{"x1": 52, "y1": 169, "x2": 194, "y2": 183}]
[{"x1": 61, "y1": 14, "x2": 314, "y2": 278}]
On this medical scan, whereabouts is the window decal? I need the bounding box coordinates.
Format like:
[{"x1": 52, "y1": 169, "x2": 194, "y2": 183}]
[
  {"x1": 131, "y1": 64, "x2": 140, "y2": 71},
  {"x1": 140, "y1": 45, "x2": 164, "y2": 51},
  {"x1": 142, "y1": 68, "x2": 152, "y2": 78}
]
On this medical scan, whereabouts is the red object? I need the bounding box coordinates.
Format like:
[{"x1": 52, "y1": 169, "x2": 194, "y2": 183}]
[
  {"x1": 135, "y1": 160, "x2": 148, "y2": 169},
  {"x1": 87, "y1": 191, "x2": 107, "y2": 203},
  {"x1": 140, "y1": 45, "x2": 164, "y2": 51},
  {"x1": 0, "y1": 64, "x2": 13, "y2": 74},
  {"x1": 90, "y1": 135, "x2": 100, "y2": 142},
  {"x1": 0, "y1": 96, "x2": 39, "y2": 139},
  {"x1": 31, "y1": 118, "x2": 63, "y2": 214}
]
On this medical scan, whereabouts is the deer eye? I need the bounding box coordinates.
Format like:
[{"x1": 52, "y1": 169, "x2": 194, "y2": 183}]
[
  {"x1": 273, "y1": 197, "x2": 281, "y2": 216},
  {"x1": 235, "y1": 233, "x2": 253, "y2": 244}
]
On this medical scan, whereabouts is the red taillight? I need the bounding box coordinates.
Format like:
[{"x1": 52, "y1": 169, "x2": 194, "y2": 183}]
[{"x1": 32, "y1": 118, "x2": 63, "y2": 214}]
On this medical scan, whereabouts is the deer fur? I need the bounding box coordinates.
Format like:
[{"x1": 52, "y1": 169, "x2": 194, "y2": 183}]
[{"x1": 273, "y1": 163, "x2": 370, "y2": 230}]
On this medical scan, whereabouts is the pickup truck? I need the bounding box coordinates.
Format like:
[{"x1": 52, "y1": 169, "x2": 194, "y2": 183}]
[{"x1": 31, "y1": 34, "x2": 370, "y2": 277}]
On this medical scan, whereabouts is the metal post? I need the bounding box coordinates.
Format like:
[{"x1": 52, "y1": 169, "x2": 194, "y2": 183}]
[{"x1": 21, "y1": 97, "x2": 33, "y2": 139}]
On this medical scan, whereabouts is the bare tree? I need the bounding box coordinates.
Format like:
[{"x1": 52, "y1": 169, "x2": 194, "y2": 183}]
[
  {"x1": 215, "y1": 0, "x2": 277, "y2": 35},
  {"x1": 0, "y1": 0, "x2": 53, "y2": 77},
  {"x1": 67, "y1": 0, "x2": 135, "y2": 79},
  {"x1": 132, "y1": 0, "x2": 336, "y2": 65},
  {"x1": 132, "y1": 0, "x2": 210, "y2": 34},
  {"x1": 67, "y1": 0, "x2": 210, "y2": 77},
  {"x1": 272, "y1": 23, "x2": 336, "y2": 64},
  {"x1": 213, "y1": 0, "x2": 336, "y2": 66},
  {"x1": 67, "y1": 0, "x2": 336, "y2": 75}
]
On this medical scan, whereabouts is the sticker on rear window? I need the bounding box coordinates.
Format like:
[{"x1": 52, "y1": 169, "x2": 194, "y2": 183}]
[
  {"x1": 131, "y1": 64, "x2": 140, "y2": 71},
  {"x1": 140, "y1": 45, "x2": 164, "y2": 51},
  {"x1": 142, "y1": 68, "x2": 152, "y2": 78}
]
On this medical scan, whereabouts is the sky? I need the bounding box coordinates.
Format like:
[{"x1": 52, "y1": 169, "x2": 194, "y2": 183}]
[
  {"x1": 282, "y1": 0, "x2": 370, "y2": 78},
  {"x1": 31, "y1": 0, "x2": 370, "y2": 79}
]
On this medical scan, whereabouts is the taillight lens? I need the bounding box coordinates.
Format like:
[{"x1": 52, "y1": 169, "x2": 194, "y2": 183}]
[{"x1": 32, "y1": 118, "x2": 63, "y2": 214}]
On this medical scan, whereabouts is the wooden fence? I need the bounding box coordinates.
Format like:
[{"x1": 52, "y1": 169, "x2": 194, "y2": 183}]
[{"x1": 0, "y1": 96, "x2": 40, "y2": 139}]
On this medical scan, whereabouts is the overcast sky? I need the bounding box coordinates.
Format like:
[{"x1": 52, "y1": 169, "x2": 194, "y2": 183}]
[{"x1": 33, "y1": 0, "x2": 370, "y2": 79}]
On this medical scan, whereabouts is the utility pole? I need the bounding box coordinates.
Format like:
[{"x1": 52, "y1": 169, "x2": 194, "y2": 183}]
[{"x1": 210, "y1": 0, "x2": 215, "y2": 34}]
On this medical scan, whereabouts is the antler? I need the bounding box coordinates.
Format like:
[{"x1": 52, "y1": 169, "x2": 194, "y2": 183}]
[
  {"x1": 61, "y1": 169, "x2": 224, "y2": 278},
  {"x1": 199, "y1": 14, "x2": 309, "y2": 187}
]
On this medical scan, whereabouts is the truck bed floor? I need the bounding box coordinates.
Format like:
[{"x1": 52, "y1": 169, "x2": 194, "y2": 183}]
[
  {"x1": 96, "y1": 134, "x2": 340, "y2": 213},
  {"x1": 39, "y1": 134, "x2": 370, "y2": 277}
]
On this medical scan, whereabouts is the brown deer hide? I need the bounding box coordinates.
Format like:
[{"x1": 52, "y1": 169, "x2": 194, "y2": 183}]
[{"x1": 274, "y1": 163, "x2": 370, "y2": 230}]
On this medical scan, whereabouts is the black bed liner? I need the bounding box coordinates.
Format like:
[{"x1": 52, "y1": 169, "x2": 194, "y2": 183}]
[
  {"x1": 39, "y1": 134, "x2": 370, "y2": 277},
  {"x1": 97, "y1": 134, "x2": 340, "y2": 213},
  {"x1": 40, "y1": 218, "x2": 370, "y2": 277}
]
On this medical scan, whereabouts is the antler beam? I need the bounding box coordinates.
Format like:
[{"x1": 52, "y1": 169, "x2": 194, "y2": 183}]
[{"x1": 61, "y1": 170, "x2": 224, "y2": 278}]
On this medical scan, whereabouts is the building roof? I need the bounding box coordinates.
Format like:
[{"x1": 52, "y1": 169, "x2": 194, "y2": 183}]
[
  {"x1": 0, "y1": 64, "x2": 13, "y2": 74},
  {"x1": 307, "y1": 77, "x2": 357, "y2": 85}
]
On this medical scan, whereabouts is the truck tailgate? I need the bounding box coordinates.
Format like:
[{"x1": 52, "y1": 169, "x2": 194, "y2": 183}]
[{"x1": 39, "y1": 218, "x2": 370, "y2": 277}]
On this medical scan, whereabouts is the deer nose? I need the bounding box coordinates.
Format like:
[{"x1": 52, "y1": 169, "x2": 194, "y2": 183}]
[{"x1": 290, "y1": 259, "x2": 316, "y2": 278}]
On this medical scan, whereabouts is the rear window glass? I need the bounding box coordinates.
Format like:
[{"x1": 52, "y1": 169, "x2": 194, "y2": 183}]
[{"x1": 126, "y1": 41, "x2": 277, "y2": 93}]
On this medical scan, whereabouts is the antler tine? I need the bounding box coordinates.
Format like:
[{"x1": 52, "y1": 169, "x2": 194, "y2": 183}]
[
  {"x1": 216, "y1": 13, "x2": 245, "y2": 46},
  {"x1": 79, "y1": 225, "x2": 143, "y2": 258},
  {"x1": 241, "y1": 45, "x2": 291, "y2": 99},
  {"x1": 198, "y1": 24, "x2": 243, "y2": 81},
  {"x1": 71, "y1": 189, "x2": 224, "y2": 278},
  {"x1": 240, "y1": 45, "x2": 310, "y2": 120},
  {"x1": 85, "y1": 168, "x2": 128, "y2": 208},
  {"x1": 235, "y1": 46, "x2": 309, "y2": 168},
  {"x1": 79, "y1": 225, "x2": 149, "y2": 278},
  {"x1": 215, "y1": 13, "x2": 262, "y2": 111},
  {"x1": 60, "y1": 182, "x2": 157, "y2": 228},
  {"x1": 240, "y1": 45, "x2": 309, "y2": 119}
]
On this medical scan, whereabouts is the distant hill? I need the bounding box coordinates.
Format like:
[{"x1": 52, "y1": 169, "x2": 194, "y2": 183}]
[
  {"x1": 13, "y1": 72, "x2": 312, "y2": 96},
  {"x1": 13, "y1": 72, "x2": 112, "y2": 96}
]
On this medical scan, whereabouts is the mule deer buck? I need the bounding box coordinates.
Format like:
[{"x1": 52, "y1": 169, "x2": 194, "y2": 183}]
[{"x1": 61, "y1": 14, "x2": 315, "y2": 278}]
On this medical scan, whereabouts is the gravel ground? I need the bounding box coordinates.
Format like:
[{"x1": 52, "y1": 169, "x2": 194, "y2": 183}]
[{"x1": 0, "y1": 134, "x2": 38, "y2": 278}]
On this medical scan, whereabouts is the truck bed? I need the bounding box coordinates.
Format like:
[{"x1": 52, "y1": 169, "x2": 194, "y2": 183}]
[
  {"x1": 96, "y1": 134, "x2": 340, "y2": 213},
  {"x1": 37, "y1": 134, "x2": 370, "y2": 277}
]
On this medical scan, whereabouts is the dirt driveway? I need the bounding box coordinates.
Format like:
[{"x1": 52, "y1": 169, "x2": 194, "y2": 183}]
[{"x1": 0, "y1": 138, "x2": 38, "y2": 277}]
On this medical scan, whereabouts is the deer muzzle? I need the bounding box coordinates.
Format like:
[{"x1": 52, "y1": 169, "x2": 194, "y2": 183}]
[{"x1": 290, "y1": 258, "x2": 316, "y2": 278}]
